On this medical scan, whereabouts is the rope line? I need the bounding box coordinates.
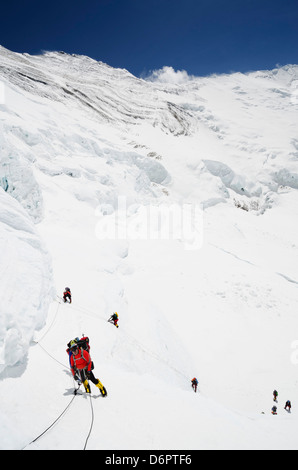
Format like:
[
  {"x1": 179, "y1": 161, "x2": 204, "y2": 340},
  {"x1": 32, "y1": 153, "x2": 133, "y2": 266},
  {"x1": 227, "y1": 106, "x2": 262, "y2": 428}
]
[
  {"x1": 37, "y1": 300, "x2": 61, "y2": 343},
  {"x1": 123, "y1": 329, "x2": 189, "y2": 381},
  {"x1": 21, "y1": 368, "x2": 95, "y2": 450},
  {"x1": 84, "y1": 394, "x2": 95, "y2": 450},
  {"x1": 37, "y1": 342, "x2": 69, "y2": 369},
  {"x1": 73, "y1": 300, "x2": 190, "y2": 381},
  {"x1": 22, "y1": 394, "x2": 77, "y2": 449}
]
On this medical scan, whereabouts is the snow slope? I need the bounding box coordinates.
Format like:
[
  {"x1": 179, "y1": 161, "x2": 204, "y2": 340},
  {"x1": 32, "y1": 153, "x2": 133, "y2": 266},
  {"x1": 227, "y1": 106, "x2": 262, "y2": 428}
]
[{"x1": 0, "y1": 46, "x2": 298, "y2": 449}]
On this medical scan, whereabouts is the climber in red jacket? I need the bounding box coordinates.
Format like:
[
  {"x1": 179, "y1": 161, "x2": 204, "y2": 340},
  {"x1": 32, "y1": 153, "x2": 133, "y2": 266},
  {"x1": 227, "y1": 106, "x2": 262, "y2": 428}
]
[
  {"x1": 69, "y1": 340, "x2": 107, "y2": 397},
  {"x1": 63, "y1": 287, "x2": 72, "y2": 303}
]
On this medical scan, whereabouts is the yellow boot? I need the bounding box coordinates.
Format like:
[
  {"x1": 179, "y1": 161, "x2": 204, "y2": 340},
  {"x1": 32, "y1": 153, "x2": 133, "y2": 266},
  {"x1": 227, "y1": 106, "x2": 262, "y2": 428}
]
[
  {"x1": 96, "y1": 379, "x2": 107, "y2": 397},
  {"x1": 84, "y1": 379, "x2": 91, "y2": 394}
]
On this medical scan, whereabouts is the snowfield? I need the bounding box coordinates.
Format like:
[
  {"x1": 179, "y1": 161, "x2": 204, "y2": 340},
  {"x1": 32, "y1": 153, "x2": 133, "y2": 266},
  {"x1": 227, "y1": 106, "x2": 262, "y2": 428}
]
[{"x1": 0, "y1": 46, "x2": 298, "y2": 449}]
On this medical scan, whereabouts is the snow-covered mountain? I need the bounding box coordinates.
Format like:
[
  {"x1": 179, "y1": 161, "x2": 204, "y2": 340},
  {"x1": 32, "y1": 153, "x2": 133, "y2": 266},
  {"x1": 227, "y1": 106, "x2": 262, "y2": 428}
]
[{"x1": 0, "y1": 45, "x2": 298, "y2": 449}]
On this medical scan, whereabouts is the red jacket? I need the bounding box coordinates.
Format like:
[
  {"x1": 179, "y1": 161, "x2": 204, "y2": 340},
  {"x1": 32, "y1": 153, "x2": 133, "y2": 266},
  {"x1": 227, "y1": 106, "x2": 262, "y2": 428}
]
[{"x1": 70, "y1": 348, "x2": 92, "y2": 376}]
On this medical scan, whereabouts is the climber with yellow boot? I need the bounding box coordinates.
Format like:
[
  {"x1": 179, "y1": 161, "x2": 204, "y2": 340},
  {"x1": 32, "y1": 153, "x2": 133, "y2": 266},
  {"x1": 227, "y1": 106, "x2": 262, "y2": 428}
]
[{"x1": 68, "y1": 340, "x2": 107, "y2": 397}]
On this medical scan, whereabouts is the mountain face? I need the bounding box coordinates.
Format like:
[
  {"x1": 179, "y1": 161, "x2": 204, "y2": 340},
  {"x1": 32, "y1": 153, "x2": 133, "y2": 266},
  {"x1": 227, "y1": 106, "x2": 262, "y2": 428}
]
[
  {"x1": 1, "y1": 45, "x2": 298, "y2": 218},
  {"x1": 0, "y1": 46, "x2": 298, "y2": 449}
]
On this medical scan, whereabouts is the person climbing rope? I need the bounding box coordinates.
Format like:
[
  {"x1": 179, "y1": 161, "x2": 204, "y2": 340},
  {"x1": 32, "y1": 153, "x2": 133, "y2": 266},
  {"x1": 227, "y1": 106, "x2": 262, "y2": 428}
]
[
  {"x1": 63, "y1": 287, "x2": 72, "y2": 304},
  {"x1": 108, "y1": 312, "x2": 119, "y2": 328},
  {"x1": 68, "y1": 340, "x2": 107, "y2": 397},
  {"x1": 66, "y1": 336, "x2": 90, "y2": 367},
  {"x1": 191, "y1": 377, "x2": 198, "y2": 393}
]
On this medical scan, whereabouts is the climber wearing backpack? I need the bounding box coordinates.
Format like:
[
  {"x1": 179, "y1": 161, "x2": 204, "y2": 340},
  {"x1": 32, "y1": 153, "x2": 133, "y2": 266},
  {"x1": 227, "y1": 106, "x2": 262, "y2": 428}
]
[
  {"x1": 63, "y1": 287, "x2": 72, "y2": 304},
  {"x1": 66, "y1": 336, "x2": 90, "y2": 367},
  {"x1": 68, "y1": 340, "x2": 107, "y2": 397},
  {"x1": 191, "y1": 377, "x2": 198, "y2": 393},
  {"x1": 108, "y1": 312, "x2": 119, "y2": 328}
]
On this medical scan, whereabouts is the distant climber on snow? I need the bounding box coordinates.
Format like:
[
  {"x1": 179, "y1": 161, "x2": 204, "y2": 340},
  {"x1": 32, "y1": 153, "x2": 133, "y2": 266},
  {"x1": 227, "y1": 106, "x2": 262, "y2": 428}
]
[
  {"x1": 191, "y1": 377, "x2": 198, "y2": 393},
  {"x1": 68, "y1": 339, "x2": 107, "y2": 397},
  {"x1": 108, "y1": 312, "x2": 119, "y2": 328},
  {"x1": 273, "y1": 390, "x2": 278, "y2": 402},
  {"x1": 271, "y1": 405, "x2": 277, "y2": 415},
  {"x1": 63, "y1": 287, "x2": 72, "y2": 304},
  {"x1": 284, "y1": 400, "x2": 292, "y2": 413}
]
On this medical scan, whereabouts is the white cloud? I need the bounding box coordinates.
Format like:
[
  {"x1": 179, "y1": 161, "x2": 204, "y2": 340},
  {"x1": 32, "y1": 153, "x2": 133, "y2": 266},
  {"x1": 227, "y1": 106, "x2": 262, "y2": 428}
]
[{"x1": 144, "y1": 66, "x2": 195, "y2": 85}]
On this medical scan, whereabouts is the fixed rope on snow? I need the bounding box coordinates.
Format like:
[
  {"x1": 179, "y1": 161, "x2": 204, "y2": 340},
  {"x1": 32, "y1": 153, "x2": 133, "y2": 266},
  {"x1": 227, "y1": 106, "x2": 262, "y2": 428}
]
[
  {"x1": 21, "y1": 299, "x2": 97, "y2": 450},
  {"x1": 21, "y1": 393, "x2": 77, "y2": 449},
  {"x1": 83, "y1": 395, "x2": 95, "y2": 451}
]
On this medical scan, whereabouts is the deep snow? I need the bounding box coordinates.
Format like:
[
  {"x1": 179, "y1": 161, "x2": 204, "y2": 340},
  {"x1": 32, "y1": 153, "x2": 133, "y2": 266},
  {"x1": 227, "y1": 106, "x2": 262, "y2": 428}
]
[{"x1": 0, "y1": 46, "x2": 298, "y2": 449}]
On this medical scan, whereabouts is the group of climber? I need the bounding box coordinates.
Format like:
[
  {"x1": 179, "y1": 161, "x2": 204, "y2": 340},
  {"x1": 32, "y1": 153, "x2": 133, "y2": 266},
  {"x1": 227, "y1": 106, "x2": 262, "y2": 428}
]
[
  {"x1": 63, "y1": 288, "x2": 119, "y2": 329},
  {"x1": 271, "y1": 390, "x2": 292, "y2": 415},
  {"x1": 63, "y1": 288, "x2": 199, "y2": 397},
  {"x1": 63, "y1": 287, "x2": 121, "y2": 397},
  {"x1": 66, "y1": 335, "x2": 107, "y2": 397}
]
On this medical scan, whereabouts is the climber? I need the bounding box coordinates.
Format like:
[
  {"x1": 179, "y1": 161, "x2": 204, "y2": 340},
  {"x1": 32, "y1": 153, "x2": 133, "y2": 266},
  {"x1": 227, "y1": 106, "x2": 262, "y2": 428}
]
[
  {"x1": 108, "y1": 312, "x2": 119, "y2": 328},
  {"x1": 63, "y1": 287, "x2": 72, "y2": 304},
  {"x1": 284, "y1": 400, "x2": 292, "y2": 413},
  {"x1": 66, "y1": 336, "x2": 90, "y2": 367},
  {"x1": 68, "y1": 340, "x2": 107, "y2": 397},
  {"x1": 191, "y1": 377, "x2": 198, "y2": 393},
  {"x1": 66, "y1": 335, "x2": 94, "y2": 376},
  {"x1": 273, "y1": 390, "x2": 278, "y2": 402},
  {"x1": 271, "y1": 406, "x2": 277, "y2": 415}
]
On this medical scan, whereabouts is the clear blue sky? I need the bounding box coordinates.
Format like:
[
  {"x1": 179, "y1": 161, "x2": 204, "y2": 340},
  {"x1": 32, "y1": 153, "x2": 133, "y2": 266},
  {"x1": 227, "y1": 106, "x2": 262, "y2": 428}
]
[{"x1": 1, "y1": 0, "x2": 297, "y2": 77}]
